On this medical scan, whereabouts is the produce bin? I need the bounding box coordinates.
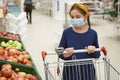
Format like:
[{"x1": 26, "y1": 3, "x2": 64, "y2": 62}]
[
  {"x1": 0, "y1": 60, "x2": 42, "y2": 80},
  {"x1": 0, "y1": 31, "x2": 21, "y2": 41},
  {"x1": 0, "y1": 37, "x2": 26, "y2": 50}
]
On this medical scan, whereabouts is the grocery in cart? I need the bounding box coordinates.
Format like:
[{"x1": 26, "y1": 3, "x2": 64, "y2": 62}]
[{"x1": 41, "y1": 47, "x2": 120, "y2": 80}]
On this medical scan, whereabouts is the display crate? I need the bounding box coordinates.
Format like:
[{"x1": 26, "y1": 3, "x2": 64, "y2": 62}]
[
  {"x1": 0, "y1": 37, "x2": 26, "y2": 50},
  {"x1": 0, "y1": 31, "x2": 21, "y2": 41},
  {"x1": 0, "y1": 60, "x2": 42, "y2": 80}
]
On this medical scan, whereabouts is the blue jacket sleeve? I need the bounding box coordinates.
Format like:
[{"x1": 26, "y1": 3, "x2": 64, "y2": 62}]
[
  {"x1": 90, "y1": 32, "x2": 100, "y2": 58},
  {"x1": 58, "y1": 31, "x2": 71, "y2": 60}
]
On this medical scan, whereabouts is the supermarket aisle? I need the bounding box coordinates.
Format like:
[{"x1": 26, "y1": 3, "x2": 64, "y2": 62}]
[
  {"x1": 23, "y1": 11, "x2": 120, "y2": 80},
  {"x1": 23, "y1": 11, "x2": 63, "y2": 80}
]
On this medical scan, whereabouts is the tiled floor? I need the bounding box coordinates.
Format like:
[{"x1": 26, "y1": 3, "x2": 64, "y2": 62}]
[{"x1": 23, "y1": 11, "x2": 120, "y2": 80}]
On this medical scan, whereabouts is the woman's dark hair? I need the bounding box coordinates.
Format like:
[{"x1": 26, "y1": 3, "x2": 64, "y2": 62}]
[{"x1": 69, "y1": 4, "x2": 91, "y2": 28}]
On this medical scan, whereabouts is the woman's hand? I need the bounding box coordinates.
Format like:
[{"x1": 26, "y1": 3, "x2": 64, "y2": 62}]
[
  {"x1": 86, "y1": 46, "x2": 96, "y2": 54},
  {"x1": 64, "y1": 47, "x2": 74, "y2": 58}
]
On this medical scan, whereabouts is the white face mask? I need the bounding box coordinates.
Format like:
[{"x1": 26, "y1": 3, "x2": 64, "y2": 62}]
[{"x1": 70, "y1": 18, "x2": 85, "y2": 27}]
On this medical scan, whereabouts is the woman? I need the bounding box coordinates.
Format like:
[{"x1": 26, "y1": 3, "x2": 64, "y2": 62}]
[
  {"x1": 24, "y1": 0, "x2": 32, "y2": 24},
  {"x1": 59, "y1": 3, "x2": 101, "y2": 80}
]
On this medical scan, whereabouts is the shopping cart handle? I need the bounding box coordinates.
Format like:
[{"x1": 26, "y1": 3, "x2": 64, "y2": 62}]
[
  {"x1": 59, "y1": 47, "x2": 107, "y2": 56},
  {"x1": 41, "y1": 46, "x2": 107, "y2": 60}
]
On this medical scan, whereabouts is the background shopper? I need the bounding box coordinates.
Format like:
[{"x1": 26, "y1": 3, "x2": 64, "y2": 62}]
[
  {"x1": 24, "y1": 0, "x2": 32, "y2": 24},
  {"x1": 59, "y1": 3, "x2": 100, "y2": 80}
]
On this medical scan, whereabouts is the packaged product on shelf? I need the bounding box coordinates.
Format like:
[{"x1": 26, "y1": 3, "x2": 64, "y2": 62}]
[
  {"x1": 18, "y1": 12, "x2": 27, "y2": 22},
  {"x1": 6, "y1": 13, "x2": 19, "y2": 24},
  {"x1": 6, "y1": 23, "x2": 19, "y2": 34}
]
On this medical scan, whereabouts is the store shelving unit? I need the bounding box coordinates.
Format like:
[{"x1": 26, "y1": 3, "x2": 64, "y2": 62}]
[
  {"x1": 81, "y1": 0, "x2": 101, "y2": 11},
  {"x1": 6, "y1": 0, "x2": 21, "y2": 16},
  {"x1": 39, "y1": 0, "x2": 53, "y2": 16}
]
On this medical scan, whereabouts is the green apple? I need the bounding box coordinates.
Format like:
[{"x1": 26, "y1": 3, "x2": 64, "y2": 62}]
[
  {"x1": 1, "y1": 41, "x2": 6, "y2": 47},
  {"x1": 6, "y1": 43, "x2": 10, "y2": 47},
  {"x1": 8, "y1": 40, "x2": 14, "y2": 45}
]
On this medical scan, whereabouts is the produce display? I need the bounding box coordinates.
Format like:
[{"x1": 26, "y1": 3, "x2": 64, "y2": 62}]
[
  {"x1": 0, "y1": 64, "x2": 38, "y2": 80},
  {"x1": 0, "y1": 31, "x2": 20, "y2": 40},
  {"x1": 0, "y1": 46, "x2": 32, "y2": 66},
  {"x1": 0, "y1": 40, "x2": 22, "y2": 50},
  {"x1": 0, "y1": 32, "x2": 42, "y2": 80}
]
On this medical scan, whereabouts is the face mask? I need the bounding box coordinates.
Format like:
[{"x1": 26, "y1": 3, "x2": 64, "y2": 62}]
[{"x1": 70, "y1": 18, "x2": 85, "y2": 27}]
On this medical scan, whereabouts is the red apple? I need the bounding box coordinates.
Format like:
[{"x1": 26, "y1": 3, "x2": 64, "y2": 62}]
[
  {"x1": 2, "y1": 31, "x2": 7, "y2": 36},
  {"x1": 29, "y1": 75, "x2": 38, "y2": 80},
  {"x1": 21, "y1": 51, "x2": 28, "y2": 55},
  {"x1": 23, "y1": 54, "x2": 30, "y2": 60},
  {"x1": 3, "y1": 55, "x2": 9, "y2": 60},
  {"x1": 0, "y1": 76, "x2": 7, "y2": 80},
  {"x1": 5, "y1": 47, "x2": 12, "y2": 51},
  {"x1": 18, "y1": 77, "x2": 26, "y2": 80},
  {"x1": 0, "y1": 47, "x2": 5, "y2": 56},
  {"x1": 17, "y1": 55, "x2": 24, "y2": 63},
  {"x1": 0, "y1": 68, "x2": 13, "y2": 78},
  {"x1": 7, "y1": 58, "x2": 13, "y2": 62},
  {"x1": 11, "y1": 57, "x2": 18, "y2": 63},
  {"x1": 15, "y1": 34, "x2": 19, "y2": 40},
  {"x1": 0, "y1": 56, "x2": 5, "y2": 60},
  {"x1": 2, "y1": 64, "x2": 12, "y2": 70},
  {"x1": 8, "y1": 48, "x2": 18, "y2": 56},
  {"x1": 10, "y1": 73, "x2": 19, "y2": 80},
  {"x1": 26, "y1": 74, "x2": 32, "y2": 79},
  {"x1": 22, "y1": 59, "x2": 32, "y2": 66}
]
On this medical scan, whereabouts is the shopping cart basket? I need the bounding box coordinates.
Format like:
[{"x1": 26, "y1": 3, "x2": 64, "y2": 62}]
[{"x1": 41, "y1": 47, "x2": 120, "y2": 80}]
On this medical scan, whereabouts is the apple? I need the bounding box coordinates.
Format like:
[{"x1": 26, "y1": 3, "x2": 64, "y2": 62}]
[
  {"x1": 23, "y1": 54, "x2": 30, "y2": 60},
  {"x1": 29, "y1": 75, "x2": 38, "y2": 80},
  {"x1": 8, "y1": 40, "x2": 14, "y2": 45},
  {"x1": 22, "y1": 51, "x2": 27, "y2": 55},
  {"x1": 1, "y1": 41, "x2": 6, "y2": 47},
  {"x1": 2, "y1": 31, "x2": 7, "y2": 36},
  {"x1": 10, "y1": 73, "x2": 19, "y2": 80},
  {"x1": 0, "y1": 46, "x2": 5, "y2": 56},
  {"x1": 16, "y1": 51, "x2": 21, "y2": 56},
  {"x1": 11, "y1": 57, "x2": 18, "y2": 63},
  {"x1": 2, "y1": 64, "x2": 12, "y2": 70},
  {"x1": 0, "y1": 76, "x2": 7, "y2": 80},
  {"x1": 17, "y1": 55, "x2": 24, "y2": 62},
  {"x1": 18, "y1": 72, "x2": 27, "y2": 78},
  {"x1": 15, "y1": 34, "x2": 19, "y2": 40},
  {"x1": 26, "y1": 74, "x2": 32, "y2": 78},
  {"x1": 25, "y1": 62, "x2": 32, "y2": 66},
  {"x1": 5, "y1": 47, "x2": 12, "y2": 51},
  {"x1": 0, "y1": 56, "x2": 5, "y2": 60},
  {"x1": 23, "y1": 59, "x2": 32, "y2": 66},
  {"x1": 15, "y1": 68, "x2": 20, "y2": 72},
  {"x1": 13, "y1": 41, "x2": 22, "y2": 49},
  {"x1": 3, "y1": 55, "x2": 9, "y2": 60},
  {"x1": 8, "y1": 48, "x2": 18, "y2": 56},
  {"x1": 18, "y1": 77, "x2": 26, "y2": 80},
  {"x1": 7, "y1": 58, "x2": 13, "y2": 62},
  {"x1": 1, "y1": 68, "x2": 13, "y2": 78}
]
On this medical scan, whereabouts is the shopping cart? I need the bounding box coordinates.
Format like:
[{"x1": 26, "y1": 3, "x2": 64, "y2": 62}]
[{"x1": 41, "y1": 47, "x2": 120, "y2": 80}]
